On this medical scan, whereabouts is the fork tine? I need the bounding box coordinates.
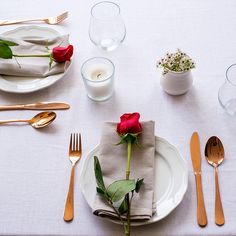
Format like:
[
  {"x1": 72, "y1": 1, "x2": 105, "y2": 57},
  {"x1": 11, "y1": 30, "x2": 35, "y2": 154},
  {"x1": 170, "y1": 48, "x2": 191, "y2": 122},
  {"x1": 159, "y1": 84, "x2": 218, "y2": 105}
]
[
  {"x1": 75, "y1": 133, "x2": 78, "y2": 151},
  {"x1": 79, "y1": 133, "x2": 82, "y2": 153},
  {"x1": 74, "y1": 133, "x2": 76, "y2": 151},
  {"x1": 57, "y1": 15, "x2": 65, "y2": 21},
  {"x1": 60, "y1": 11, "x2": 68, "y2": 17},
  {"x1": 57, "y1": 12, "x2": 68, "y2": 21},
  {"x1": 72, "y1": 133, "x2": 75, "y2": 151},
  {"x1": 69, "y1": 133, "x2": 72, "y2": 153},
  {"x1": 62, "y1": 12, "x2": 68, "y2": 18}
]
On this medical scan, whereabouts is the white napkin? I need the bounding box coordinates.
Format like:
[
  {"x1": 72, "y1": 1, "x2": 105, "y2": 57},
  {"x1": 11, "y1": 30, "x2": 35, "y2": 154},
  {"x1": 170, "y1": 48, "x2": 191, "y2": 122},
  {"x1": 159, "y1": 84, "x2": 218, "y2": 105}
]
[
  {"x1": 0, "y1": 35, "x2": 70, "y2": 77},
  {"x1": 92, "y1": 121, "x2": 156, "y2": 221}
]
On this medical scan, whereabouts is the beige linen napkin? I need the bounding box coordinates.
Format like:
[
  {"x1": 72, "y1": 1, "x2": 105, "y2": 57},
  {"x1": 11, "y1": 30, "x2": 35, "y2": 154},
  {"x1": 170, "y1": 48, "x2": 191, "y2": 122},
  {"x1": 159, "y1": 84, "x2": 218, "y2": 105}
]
[
  {"x1": 0, "y1": 35, "x2": 70, "y2": 77},
  {"x1": 93, "y1": 121, "x2": 156, "y2": 221}
]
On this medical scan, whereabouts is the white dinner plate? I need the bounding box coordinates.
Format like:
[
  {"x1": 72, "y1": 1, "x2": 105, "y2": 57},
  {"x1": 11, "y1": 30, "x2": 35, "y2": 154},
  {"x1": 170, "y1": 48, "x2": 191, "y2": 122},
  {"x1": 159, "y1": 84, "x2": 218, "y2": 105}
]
[
  {"x1": 0, "y1": 26, "x2": 71, "y2": 93},
  {"x1": 80, "y1": 136, "x2": 188, "y2": 226}
]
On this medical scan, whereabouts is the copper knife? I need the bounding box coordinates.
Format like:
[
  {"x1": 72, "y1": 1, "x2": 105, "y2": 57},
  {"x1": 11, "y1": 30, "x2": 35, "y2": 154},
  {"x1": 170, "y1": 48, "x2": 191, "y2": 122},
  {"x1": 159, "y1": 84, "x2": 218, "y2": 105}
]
[
  {"x1": 0, "y1": 102, "x2": 70, "y2": 110},
  {"x1": 190, "y1": 132, "x2": 208, "y2": 227}
]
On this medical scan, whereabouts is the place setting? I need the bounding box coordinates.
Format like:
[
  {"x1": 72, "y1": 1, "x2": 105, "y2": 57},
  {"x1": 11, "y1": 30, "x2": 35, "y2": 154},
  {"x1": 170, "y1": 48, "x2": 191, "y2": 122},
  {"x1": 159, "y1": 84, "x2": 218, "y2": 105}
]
[
  {"x1": 0, "y1": 1, "x2": 233, "y2": 236},
  {"x1": 79, "y1": 115, "x2": 226, "y2": 232},
  {"x1": 0, "y1": 24, "x2": 72, "y2": 93},
  {"x1": 80, "y1": 113, "x2": 188, "y2": 229},
  {"x1": 74, "y1": 114, "x2": 226, "y2": 235},
  {"x1": 0, "y1": 14, "x2": 73, "y2": 127}
]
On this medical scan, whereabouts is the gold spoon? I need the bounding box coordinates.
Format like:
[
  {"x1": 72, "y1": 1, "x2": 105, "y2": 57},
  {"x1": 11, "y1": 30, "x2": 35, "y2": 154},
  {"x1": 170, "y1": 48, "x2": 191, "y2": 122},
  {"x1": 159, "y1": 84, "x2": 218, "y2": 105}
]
[
  {"x1": 205, "y1": 136, "x2": 225, "y2": 226},
  {"x1": 0, "y1": 111, "x2": 56, "y2": 128}
]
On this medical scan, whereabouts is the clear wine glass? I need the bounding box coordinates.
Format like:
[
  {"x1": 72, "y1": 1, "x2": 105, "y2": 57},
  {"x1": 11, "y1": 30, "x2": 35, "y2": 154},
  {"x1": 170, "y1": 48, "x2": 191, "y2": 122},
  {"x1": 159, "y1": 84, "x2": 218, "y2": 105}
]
[
  {"x1": 89, "y1": 1, "x2": 126, "y2": 51},
  {"x1": 218, "y1": 64, "x2": 236, "y2": 115}
]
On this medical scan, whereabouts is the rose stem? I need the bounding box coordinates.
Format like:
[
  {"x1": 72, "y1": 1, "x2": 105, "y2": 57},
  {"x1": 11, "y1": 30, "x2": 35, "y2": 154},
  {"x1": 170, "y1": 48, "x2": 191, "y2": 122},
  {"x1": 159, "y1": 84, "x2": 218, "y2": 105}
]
[
  {"x1": 13, "y1": 54, "x2": 50, "y2": 58},
  {"x1": 125, "y1": 140, "x2": 132, "y2": 236}
]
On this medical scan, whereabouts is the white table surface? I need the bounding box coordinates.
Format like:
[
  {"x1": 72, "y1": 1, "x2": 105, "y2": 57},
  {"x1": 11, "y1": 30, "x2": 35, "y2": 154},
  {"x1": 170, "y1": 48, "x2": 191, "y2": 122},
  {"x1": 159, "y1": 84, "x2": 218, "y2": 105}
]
[{"x1": 0, "y1": 0, "x2": 236, "y2": 235}]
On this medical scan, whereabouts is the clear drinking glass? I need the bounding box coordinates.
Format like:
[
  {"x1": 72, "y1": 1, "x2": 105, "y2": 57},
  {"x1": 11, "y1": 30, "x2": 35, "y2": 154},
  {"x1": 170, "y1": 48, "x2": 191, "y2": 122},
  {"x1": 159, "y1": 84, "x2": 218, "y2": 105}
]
[
  {"x1": 218, "y1": 64, "x2": 236, "y2": 115},
  {"x1": 81, "y1": 57, "x2": 115, "y2": 102},
  {"x1": 89, "y1": 1, "x2": 126, "y2": 51}
]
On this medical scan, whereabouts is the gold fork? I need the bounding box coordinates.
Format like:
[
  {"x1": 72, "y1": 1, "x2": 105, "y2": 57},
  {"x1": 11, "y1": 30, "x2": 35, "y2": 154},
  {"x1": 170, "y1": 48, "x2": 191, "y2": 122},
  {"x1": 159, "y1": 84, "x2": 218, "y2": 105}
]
[
  {"x1": 63, "y1": 133, "x2": 82, "y2": 222},
  {"x1": 0, "y1": 11, "x2": 68, "y2": 26}
]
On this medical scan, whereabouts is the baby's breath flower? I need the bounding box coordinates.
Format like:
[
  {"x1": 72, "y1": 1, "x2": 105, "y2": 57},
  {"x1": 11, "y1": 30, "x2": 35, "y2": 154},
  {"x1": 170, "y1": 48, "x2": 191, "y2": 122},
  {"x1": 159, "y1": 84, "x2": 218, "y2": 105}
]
[{"x1": 156, "y1": 49, "x2": 195, "y2": 74}]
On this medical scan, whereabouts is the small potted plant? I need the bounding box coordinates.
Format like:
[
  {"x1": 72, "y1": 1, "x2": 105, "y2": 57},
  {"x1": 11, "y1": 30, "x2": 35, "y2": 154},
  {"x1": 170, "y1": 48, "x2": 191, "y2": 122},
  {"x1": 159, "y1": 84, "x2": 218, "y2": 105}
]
[{"x1": 157, "y1": 49, "x2": 195, "y2": 95}]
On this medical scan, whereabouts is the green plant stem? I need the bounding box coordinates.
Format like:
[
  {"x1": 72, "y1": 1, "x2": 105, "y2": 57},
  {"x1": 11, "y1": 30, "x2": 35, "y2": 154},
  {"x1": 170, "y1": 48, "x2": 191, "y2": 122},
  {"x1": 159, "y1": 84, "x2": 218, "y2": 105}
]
[
  {"x1": 124, "y1": 194, "x2": 130, "y2": 236},
  {"x1": 13, "y1": 54, "x2": 50, "y2": 58},
  {"x1": 126, "y1": 141, "x2": 132, "y2": 179},
  {"x1": 125, "y1": 140, "x2": 132, "y2": 236},
  {"x1": 106, "y1": 199, "x2": 127, "y2": 234}
]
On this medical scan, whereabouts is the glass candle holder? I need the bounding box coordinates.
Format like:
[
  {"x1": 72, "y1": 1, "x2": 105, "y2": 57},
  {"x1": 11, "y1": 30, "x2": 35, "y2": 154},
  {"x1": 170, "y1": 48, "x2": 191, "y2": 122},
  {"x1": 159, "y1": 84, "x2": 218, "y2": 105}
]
[
  {"x1": 89, "y1": 1, "x2": 126, "y2": 51},
  {"x1": 218, "y1": 64, "x2": 236, "y2": 115},
  {"x1": 81, "y1": 57, "x2": 115, "y2": 101}
]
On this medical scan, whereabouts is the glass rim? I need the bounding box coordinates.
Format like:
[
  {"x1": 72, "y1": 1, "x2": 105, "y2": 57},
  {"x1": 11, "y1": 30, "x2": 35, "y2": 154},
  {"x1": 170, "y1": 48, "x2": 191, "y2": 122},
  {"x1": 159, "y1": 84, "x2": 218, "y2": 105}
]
[
  {"x1": 226, "y1": 63, "x2": 236, "y2": 86},
  {"x1": 91, "y1": 1, "x2": 121, "y2": 19},
  {"x1": 81, "y1": 57, "x2": 115, "y2": 83}
]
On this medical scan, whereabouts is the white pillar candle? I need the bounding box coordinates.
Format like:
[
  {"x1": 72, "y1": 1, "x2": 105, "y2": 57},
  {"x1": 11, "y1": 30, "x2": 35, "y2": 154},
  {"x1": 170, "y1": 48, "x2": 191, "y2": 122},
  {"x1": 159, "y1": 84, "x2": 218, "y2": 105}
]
[
  {"x1": 81, "y1": 57, "x2": 115, "y2": 101},
  {"x1": 91, "y1": 69, "x2": 108, "y2": 80}
]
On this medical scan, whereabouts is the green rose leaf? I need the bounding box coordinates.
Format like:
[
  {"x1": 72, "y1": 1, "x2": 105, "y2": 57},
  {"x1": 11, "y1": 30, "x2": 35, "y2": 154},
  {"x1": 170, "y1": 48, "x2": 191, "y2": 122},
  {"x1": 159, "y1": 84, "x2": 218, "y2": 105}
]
[
  {"x1": 106, "y1": 179, "x2": 136, "y2": 202},
  {"x1": 118, "y1": 198, "x2": 128, "y2": 214},
  {"x1": 0, "y1": 39, "x2": 18, "y2": 46},
  {"x1": 135, "y1": 178, "x2": 144, "y2": 193},
  {"x1": 49, "y1": 54, "x2": 54, "y2": 69},
  {"x1": 116, "y1": 139, "x2": 126, "y2": 145},
  {"x1": 96, "y1": 187, "x2": 105, "y2": 195},
  {"x1": 94, "y1": 156, "x2": 106, "y2": 192},
  {"x1": 0, "y1": 43, "x2": 13, "y2": 59},
  {"x1": 116, "y1": 133, "x2": 139, "y2": 145}
]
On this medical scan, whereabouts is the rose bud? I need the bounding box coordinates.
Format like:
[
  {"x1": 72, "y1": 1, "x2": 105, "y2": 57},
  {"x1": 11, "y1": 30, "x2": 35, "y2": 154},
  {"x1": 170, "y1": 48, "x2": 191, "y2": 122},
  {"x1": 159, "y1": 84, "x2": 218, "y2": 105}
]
[
  {"x1": 117, "y1": 112, "x2": 142, "y2": 135},
  {"x1": 52, "y1": 45, "x2": 73, "y2": 63}
]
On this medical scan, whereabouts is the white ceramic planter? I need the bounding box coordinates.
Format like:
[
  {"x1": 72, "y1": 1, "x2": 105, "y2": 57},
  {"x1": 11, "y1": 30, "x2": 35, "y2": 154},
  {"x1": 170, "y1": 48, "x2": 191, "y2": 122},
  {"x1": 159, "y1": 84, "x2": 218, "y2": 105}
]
[{"x1": 160, "y1": 70, "x2": 193, "y2": 95}]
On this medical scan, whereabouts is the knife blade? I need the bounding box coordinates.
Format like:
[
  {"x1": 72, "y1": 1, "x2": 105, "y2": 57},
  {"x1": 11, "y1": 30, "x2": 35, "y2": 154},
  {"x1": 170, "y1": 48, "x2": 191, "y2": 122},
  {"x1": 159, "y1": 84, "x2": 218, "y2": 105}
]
[
  {"x1": 190, "y1": 132, "x2": 208, "y2": 227},
  {"x1": 0, "y1": 102, "x2": 70, "y2": 110}
]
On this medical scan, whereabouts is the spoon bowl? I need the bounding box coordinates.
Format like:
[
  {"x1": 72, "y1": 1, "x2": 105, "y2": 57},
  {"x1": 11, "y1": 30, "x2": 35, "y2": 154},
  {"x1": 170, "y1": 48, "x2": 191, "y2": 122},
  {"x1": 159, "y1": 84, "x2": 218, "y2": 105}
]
[
  {"x1": 29, "y1": 111, "x2": 56, "y2": 128},
  {"x1": 205, "y1": 136, "x2": 224, "y2": 167},
  {"x1": 205, "y1": 136, "x2": 225, "y2": 226},
  {"x1": 0, "y1": 111, "x2": 56, "y2": 128}
]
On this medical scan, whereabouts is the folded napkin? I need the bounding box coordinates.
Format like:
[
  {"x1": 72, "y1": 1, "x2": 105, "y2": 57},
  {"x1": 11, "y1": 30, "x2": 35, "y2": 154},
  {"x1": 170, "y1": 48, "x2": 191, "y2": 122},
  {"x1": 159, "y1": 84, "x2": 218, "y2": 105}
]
[
  {"x1": 0, "y1": 35, "x2": 70, "y2": 77},
  {"x1": 92, "y1": 121, "x2": 156, "y2": 221}
]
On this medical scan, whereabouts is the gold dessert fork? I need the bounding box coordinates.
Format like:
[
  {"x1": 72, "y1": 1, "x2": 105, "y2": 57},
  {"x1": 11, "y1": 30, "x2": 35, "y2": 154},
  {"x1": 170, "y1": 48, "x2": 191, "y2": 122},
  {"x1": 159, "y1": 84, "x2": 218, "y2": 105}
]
[
  {"x1": 64, "y1": 133, "x2": 82, "y2": 222},
  {"x1": 0, "y1": 11, "x2": 68, "y2": 26}
]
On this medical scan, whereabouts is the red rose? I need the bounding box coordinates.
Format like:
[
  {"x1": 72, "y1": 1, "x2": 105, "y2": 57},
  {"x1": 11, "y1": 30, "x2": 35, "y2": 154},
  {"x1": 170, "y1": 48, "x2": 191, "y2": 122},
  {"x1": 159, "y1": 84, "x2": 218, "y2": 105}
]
[
  {"x1": 117, "y1": 112, "x2": 142, "y2": 135},
  {"x1": 52, "y1": 45, "x2": 73, "y2": 63}
]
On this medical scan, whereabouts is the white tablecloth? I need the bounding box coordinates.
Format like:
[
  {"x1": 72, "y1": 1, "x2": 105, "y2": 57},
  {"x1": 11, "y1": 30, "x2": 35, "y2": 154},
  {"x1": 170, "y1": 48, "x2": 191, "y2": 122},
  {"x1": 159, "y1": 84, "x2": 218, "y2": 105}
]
[{"x1": 0, "y1": 0, "x2": 236, "y2": 235}]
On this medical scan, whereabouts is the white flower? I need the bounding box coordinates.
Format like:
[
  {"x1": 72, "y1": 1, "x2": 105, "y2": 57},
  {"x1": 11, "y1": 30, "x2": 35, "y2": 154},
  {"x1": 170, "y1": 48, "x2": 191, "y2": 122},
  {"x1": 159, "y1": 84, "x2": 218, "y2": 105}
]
[{"x1": 157, "y1": 49, "x2": 195, "y2": 72}]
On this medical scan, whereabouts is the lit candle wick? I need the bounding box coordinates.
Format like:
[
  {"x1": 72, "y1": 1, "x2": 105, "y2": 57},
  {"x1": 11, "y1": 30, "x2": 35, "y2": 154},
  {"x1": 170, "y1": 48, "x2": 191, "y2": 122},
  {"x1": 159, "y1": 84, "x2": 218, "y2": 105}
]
[{"x1": 91, "y1": 69, "x2": 107, "y2": 80}]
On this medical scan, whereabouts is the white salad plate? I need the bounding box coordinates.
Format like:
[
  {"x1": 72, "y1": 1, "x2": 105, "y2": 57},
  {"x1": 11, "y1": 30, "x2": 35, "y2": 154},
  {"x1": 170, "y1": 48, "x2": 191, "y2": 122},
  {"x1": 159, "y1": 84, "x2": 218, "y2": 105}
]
[
  {"x1": 0, "y1": 26, "x2": 70, "y2": 93},
  {"x1": 80, "y1": 136, "x2": 188, "y2": 226}
]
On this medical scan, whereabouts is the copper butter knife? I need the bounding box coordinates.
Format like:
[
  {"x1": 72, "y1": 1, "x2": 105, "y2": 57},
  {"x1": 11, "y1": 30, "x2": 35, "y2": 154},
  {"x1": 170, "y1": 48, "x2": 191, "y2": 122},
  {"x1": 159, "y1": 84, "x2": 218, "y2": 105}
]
[
  {"x1": 190, "y1": 132, "x2": 207, "y2": 227},
  {"x1": 0, "y1": 102, "x2": 70, "y2": 111}
]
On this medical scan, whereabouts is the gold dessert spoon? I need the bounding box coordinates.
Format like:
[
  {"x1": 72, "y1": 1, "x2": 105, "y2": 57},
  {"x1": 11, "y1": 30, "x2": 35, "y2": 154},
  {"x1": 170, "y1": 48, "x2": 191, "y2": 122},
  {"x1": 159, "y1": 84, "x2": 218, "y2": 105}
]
[
  {"x1": 0, "y1": 111, "x2": 56, "y2": 129},
  {"x1": 205, "y1": 136, "x2": 225, "y2": 226}
]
